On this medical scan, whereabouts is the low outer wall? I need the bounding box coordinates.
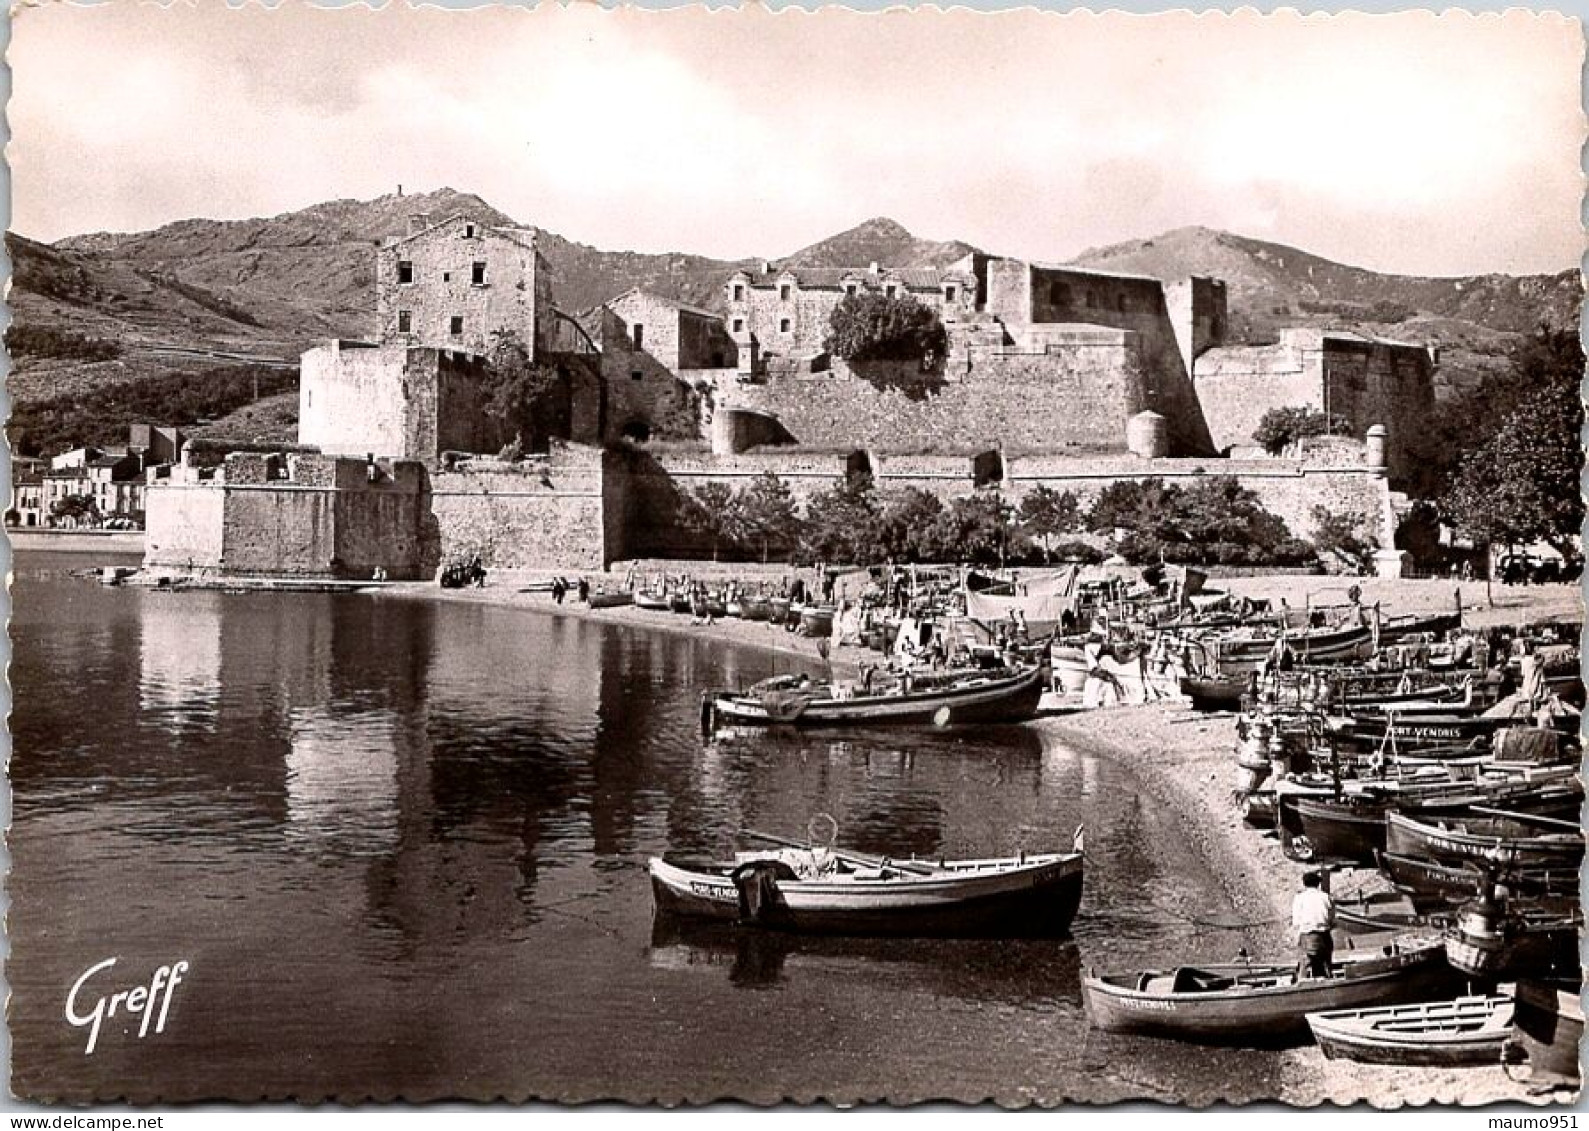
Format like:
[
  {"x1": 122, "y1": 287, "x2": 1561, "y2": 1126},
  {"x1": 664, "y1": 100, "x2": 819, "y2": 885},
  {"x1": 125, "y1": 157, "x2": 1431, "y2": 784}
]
[
  {"x1": 145, "y1": 485, "x2": 227, "y2": 570},
  {"x1": 430, "y1": 448, "x2": 611, "y2": 571},
  {"x1": 1005, "y1": 455, "x2": 1392, "y2": 544}
]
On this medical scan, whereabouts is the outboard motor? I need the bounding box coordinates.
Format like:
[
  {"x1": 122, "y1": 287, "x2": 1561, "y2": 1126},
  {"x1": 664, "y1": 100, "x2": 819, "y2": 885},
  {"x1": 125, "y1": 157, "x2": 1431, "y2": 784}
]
[{"x1": 731, "y1": 859, "x2": 799, "y2": 926}]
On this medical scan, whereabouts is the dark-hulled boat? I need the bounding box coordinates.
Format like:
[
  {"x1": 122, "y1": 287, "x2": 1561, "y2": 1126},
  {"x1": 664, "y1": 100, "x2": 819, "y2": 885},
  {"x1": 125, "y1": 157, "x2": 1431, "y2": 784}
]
[
  {"x1": 1081, "y1": 938, "x2": 1453, "y2": 1044},
  {"x1": 648, "y1": 846, "x2": 1083, "y2": 937},
  {"x1": 587, "y1": 590, "x2": 633, "y2": 609},
  {"x1": 1384, "y1": 811, "x2": 1585, "y2": 871},
  {"x1": 1502, "y1": 981, "x2": 1584, "y2": 1088},
  {"x1": 1376, "y1": 851, "x2": 1578, "y2": 902},
  {"x1": 1181, "y1": 674, "x2": 1246, "y2": 712},
  {"x1": 1307, "y1": 994, "x2": 1513, "y2": 1067},
  {"x1": 798, "y1": 604, "x2": 836, "y2": 638},
  {"x1": 1281, "y1": 779, "x2": 1583, "y2": 866},
  {"x1": 1207, "y1": 623, "x2": 1375, "y2": 675},
  {"x1": 703, "y1": 664, "x2": 1046, "y2": 729}
]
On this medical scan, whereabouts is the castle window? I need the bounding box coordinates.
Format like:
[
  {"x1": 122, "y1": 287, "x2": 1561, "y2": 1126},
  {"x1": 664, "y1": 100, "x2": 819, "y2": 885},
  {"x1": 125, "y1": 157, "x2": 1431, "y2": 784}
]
[
  {"x1": 779, "y1": 318, "x2": 792, "y2": 334},
  {"x1": 464, "y1": 223, "x2": 476, "y2": 238},
  {"x1": 449, "y1": 315, "x2": 464, "y2": 336},
  {"x1": 779, "y1": 284, "x2": 791, "y2": 301},
  {"x1": 397, "y1": 310, "x2": 412, "y2": 333},
  {"x1": 944, "y1": 285, "x2": 957, "y2": 304},
  {"x1": 397, "y1": 260, "x2": 414, "y2": 284},
  {"x1": 845, "y1": 284, "x2": 858, "y2": 297},
  {"x1": 633, "y1": 324, "x2": 644, "y2": 350},
  {"x1": 885, "y1": 285, "x2": 898, "y2": 299},
  {"x1": 732, "y1": 284, "x2": 745, "y2": 302},
  {"x1": 443, "y1": 272, "x2": 451, "y2": 282},
  {"x1": 1049, "y1": 281, "x2": 1072, "y2": 307},
  {"x1": 732, "y1": 318, "x2": 745, "y2": 333},
  {"x1": 631, "y1": 370, "x2": 643, "y2": 382},
  {"x1": 471, "y1": 262, "x2": 487, "y2": 285}
]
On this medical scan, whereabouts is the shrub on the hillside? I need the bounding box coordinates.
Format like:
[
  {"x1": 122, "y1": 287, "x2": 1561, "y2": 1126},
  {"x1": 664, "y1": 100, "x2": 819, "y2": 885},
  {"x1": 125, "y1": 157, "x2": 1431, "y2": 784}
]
[
  {"x1": 8, "y1": 364, "x2": 298, "y2": 457},
  {"x1": 6, "y1": 324, "x2": 122, "y2": 362}
]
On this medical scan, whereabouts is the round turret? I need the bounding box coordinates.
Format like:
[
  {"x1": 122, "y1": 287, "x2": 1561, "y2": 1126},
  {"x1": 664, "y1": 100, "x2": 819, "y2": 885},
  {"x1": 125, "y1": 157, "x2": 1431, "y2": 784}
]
[
  {"x1": 1366, "y1": 424, "x2": 1388, "y2": 470},
  {"x1": 1126, "y1": 410, "x2": 1168, "y2": 459}
]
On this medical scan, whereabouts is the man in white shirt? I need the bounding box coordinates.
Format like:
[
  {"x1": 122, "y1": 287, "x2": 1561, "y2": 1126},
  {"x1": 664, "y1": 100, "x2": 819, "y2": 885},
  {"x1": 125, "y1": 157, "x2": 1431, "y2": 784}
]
[{"x1": 1292, "y1": 870, "x2": 1336, "y2": 980}]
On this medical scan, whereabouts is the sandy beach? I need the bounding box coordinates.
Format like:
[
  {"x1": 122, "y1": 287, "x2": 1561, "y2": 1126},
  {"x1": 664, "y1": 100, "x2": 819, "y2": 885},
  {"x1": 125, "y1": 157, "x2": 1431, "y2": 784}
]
[{"x1": 371, "y1": 571, "x2": 1579, "y2": 1108}]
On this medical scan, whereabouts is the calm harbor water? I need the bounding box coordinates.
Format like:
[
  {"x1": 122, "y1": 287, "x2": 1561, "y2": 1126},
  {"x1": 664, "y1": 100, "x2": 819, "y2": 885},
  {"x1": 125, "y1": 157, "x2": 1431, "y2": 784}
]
[{"x1": 10, "y1": 551, "x2": 1279, "y2": 1105}]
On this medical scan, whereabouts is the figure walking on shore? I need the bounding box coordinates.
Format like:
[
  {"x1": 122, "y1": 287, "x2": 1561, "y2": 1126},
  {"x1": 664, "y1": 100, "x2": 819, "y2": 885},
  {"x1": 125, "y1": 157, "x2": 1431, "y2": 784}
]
[{"x1": 1292, "y1": 870, "x2": 1336, "y2": 980}]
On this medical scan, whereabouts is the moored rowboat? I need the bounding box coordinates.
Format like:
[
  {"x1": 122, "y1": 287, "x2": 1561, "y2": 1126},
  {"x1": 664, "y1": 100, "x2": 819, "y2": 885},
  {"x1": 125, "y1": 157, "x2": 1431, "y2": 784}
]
[
  {"x1": 704, "y1": 664, "x2": 1046, "y2": 728},
  {"x1": 1306, "y1": 994, "x2": 1514, "y2": 1067},
  {"x1": 648, "y1": 845, "x2": 1084, "y2": 937},
  {"x1": 1082, "y1": 938, "x2": 1454, "y2": 1044}
]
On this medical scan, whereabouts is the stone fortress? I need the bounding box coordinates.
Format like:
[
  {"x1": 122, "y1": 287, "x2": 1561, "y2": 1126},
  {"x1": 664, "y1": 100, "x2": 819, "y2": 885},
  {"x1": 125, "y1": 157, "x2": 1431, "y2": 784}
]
[{"x1": 146, "y1": 212, "x2": 1436, "y2": 578}]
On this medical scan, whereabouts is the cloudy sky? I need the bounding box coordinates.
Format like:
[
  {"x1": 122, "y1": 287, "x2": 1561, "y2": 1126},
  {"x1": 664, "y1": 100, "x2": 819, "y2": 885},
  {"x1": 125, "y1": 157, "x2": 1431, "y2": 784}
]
[{"x1": 9, "y1": 4, "x2": 1584, "y2": 276}]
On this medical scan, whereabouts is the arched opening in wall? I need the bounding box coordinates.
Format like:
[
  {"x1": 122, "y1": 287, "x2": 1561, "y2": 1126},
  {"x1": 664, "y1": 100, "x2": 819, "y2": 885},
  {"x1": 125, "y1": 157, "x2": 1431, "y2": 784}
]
[
  {"x1": 845, "y1": 449, "x2": 873, "y2": 482},
  {"x1": 971, "y1": 450, "x2": 1003, "y2": 488},
  {"x1": 621, "y1": 419, "x2": 652, "y2": 444}
]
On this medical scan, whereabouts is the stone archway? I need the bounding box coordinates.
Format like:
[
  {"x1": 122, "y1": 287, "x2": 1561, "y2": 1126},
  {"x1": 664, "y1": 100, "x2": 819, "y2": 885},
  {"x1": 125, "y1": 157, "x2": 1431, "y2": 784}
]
[{"x1": 971, "y1": 449, "x2": 1004, "y2": 488}]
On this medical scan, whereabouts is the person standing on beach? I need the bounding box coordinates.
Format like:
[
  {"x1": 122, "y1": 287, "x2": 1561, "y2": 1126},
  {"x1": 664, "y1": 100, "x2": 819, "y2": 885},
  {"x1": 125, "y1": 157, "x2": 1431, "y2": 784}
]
[{"x1": 1292, "y1": 871, "x2": 1336, "y2": 980}]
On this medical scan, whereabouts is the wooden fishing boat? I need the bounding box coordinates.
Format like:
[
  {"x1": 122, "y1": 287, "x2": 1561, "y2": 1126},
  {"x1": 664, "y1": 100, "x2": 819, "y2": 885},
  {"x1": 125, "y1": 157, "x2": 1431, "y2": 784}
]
[
  {"x1": 739, "y1": 596, "x2": 772, "y2": 622},
  {"x1": 648, "y1": 841, "x2": 1084, "y2": 937},
  {"x1": 1324, "y1": 712, "x2": 1512, "y2": 753},
  {"x1": 669, "y1": 592, "x2": 693, "y2": 614},
  {"x1": 1333, "y1": 891, "x2": 1449, "y2": 936},
  {"x1": 1384, "y1": 811, "x2": 1584, "y2": 870},
  {"x1": 1181, "y1": 674, "x2": 1246, "y2": 712},
  {"x1": 1503, "y1": 981, "x2": 1584, "y2": 1087},
  {"x1": 1307, "y1": 994, "x2": 1513, "y2": 1067},
  {"x1": 587, "y1": 590, "x2": 633, "y2": 610},
  {"x1": 798, "y1": 604, "x2": 836, "y2": 638},
  {"x1": 1376, "y1": 611, "x2": 1463, "y2": 645},
  {"x1": 634, "y1": 590, "x2": 671, "y2": 611},
  {"x1": 1376, "y1": 851, "x2": 1578, "y2": 902},
  {"x1": 1082, "y1": 938, "x2": 1454, "y2": 1044},
  {"x1": 1282, "y1": 780, "x2": 1583, "y2": 866},
  {"x1": 1208, "y1": 623, "x2": 1375, "y2": 675},
  {"x1": 703, "y1": 664, "x2": 1046, "y2": 729}
]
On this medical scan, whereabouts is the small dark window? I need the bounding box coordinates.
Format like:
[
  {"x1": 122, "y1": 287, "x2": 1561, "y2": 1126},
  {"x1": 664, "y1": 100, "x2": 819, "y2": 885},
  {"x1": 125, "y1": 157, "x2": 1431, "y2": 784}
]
[
  {"x1": 633, "y1": 324, "x2": 644, "y2": 350},
  {"x1": 779, "y1": 318, "x2": 791, "y2": 334},
  {"x1": 732, "y1": 318, "x2": 745, "y2": 333},
  {"x1": 397, "y1": 260, "x2": 414, "y2": 284},
  {"x1": 443, "y1": 272, "x2": 451, "y2": 282},
  {"x1": 845, "y1": 284, "x2": 858, "y2": 297},
  {"x1": 631, "y1": 370, "x2": 644, "y2": 382},
  {"x1": 885, "y1": 285, "x2": 898, "y2": 299},
  {"x1": 779, "y1": 284, "x2": 791, "y2": 301},
  {"x1": 732, "y1": 284, "x2": 745, "y2": 301},
  {"x1": 944, "y1": 285, "x2": 957, "y2": 303},
  {"x1": 464, "y1": 223, "x2": 476, "y2": 238},
  {"x1": 472, "y1": 262, "x2": 487, "y2": 285},
  {"x1": 397, "y1": 310, "x2": 412, "y2": 333},
  {"x1": 449, "y1": 316, "x2": 464, "y2": 335}
]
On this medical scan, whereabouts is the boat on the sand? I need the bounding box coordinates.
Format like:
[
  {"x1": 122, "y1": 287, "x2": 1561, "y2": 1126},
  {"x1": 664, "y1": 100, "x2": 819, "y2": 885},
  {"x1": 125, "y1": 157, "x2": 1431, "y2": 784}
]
[
  {"x1": 702, "y1": 664, "x2": 1046, "y2": 729},
  {"x1": 1375, "y1": 850, "x2": 1578, "y2": 902},
  {"x1": 1384, "y1": 811, "x2": 1584, "y2": 870},
  {"x1": 587, "y1": 590, "x2": 633, "y2": 609},
  {"x1": 1306, "y1": 993, "x2": 1514, "y2": 1067},
  {"x1": 648, "y1": 837, "x2": 1084, "y2": 938},
  {"x1": 1081, "y1": 937, "x2": 1454, "y2": 1044}
]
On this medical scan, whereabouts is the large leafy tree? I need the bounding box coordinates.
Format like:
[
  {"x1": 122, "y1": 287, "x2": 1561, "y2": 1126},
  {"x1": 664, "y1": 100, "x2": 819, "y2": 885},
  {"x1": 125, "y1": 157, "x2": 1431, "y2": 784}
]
[
  {"x1": 1018, "y1": 486, "x2": 1082, "y2": 563},
  {"x1": 926, "y1": 491, "x2": 1025, "y2": 566},
  {"x1": 677, "y1": 481, "x2": 744, "y2": 562},
  {"x1": 1084, "y1": 476, "x2": 1313, "y2": 566},
  {"x1": 1443, "y1": 375, "x2": 1584, "y2": 570},
  {"x1": 876, "y1": 488, "x2": 946, "y2": 562},
  {"x1": 801, "y1": 474, "x2": 882, "y2": 564},
  {"x1": 735, "y1": 472, "x2": 801, "y2": 563},
  {"x1": 484, "y1": 328, "x2": 565, "y2": 451},
  {"x1": 824, "y1": 293, "x2": 947, "y2": 364}
]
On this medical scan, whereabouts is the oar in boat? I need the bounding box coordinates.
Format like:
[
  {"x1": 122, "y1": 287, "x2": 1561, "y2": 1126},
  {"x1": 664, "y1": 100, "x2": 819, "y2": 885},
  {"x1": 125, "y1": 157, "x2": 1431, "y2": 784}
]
[
  {"x1": 1464, "y1": 806, "x2": 1584, "y2": 834},
  {"x1": 742, "y1": 829, "x2": 940, "y2": 875}
]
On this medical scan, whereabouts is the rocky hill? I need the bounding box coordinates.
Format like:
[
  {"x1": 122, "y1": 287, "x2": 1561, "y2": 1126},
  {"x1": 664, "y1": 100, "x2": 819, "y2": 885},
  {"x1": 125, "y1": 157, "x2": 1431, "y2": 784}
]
[{"x1": 7, "y1": 190, "x2": 1579, "y2": 453}]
